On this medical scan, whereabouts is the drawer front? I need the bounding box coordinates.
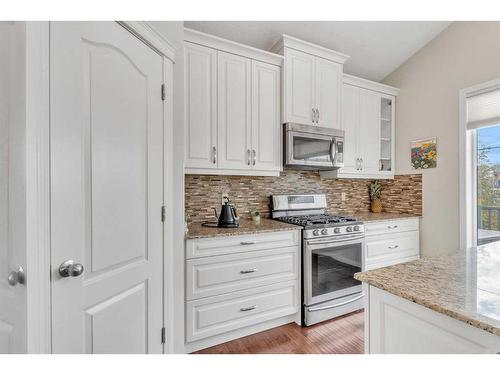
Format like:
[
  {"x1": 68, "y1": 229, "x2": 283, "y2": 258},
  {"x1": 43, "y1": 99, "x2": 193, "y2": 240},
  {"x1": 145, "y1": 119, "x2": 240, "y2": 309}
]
[
  {"x1": 186, "y1": 230, "x2": 300, "y2": 259},
  {"x1": 186, "y1": 280, "x2": 299, "y2": 342},
  {"x1": 365, "y1": 230, "x2": 419, "y2": 267},
  {"x1": 186, "y1": 246, "x2": 299, "y2": 300},
  {"x1": 365, "y1": 218, "x2": 419, "y2": 237}
]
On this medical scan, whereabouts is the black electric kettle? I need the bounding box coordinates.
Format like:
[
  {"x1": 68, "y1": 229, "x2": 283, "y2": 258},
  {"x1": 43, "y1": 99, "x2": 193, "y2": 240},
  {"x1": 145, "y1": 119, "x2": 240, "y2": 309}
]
[{"x1": 213, "y1": 197, "x2": 239, "y2": 228}]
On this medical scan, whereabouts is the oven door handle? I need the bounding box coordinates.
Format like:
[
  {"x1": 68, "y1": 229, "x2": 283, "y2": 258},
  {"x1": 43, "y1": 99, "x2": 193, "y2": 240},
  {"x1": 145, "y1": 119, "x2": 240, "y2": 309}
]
[
  {"x1": 307, "y1": 294, "x2": 365, "y2": 312},
  {"x1": 306, "y1": 234, "x2": 364, "y2": 246}
]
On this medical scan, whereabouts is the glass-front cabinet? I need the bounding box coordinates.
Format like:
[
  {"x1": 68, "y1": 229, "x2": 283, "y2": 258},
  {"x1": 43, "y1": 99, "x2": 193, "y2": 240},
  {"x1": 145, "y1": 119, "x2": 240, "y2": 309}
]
[{"x1": 379, "y1": 95, "x2": 395, "y2": 174}]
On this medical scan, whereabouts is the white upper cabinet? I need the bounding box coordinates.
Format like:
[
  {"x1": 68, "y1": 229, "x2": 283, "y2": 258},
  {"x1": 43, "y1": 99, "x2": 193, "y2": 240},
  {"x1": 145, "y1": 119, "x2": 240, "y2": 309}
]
[
  {"x1": 340, "y1": 84, "x2": 359, "y2": 174},
  {"x1": 284, "y1": 48, "x2": 315, "y2": 125},
  {"x1": 322, "y1": 75, "x2": 398, "y2": 180},
  {"x1": 217, "y1": 51, "x2": 252, "y2": 170},
  {"x1": 358, "y1": 87, "x2": 382, "y2": 175},
  {"x1": 315, "y1": 57, "x2": 342, "y2": 129},
  {"x1": 252, "y1": 60, "x2": 281, "y2": 171},
  {"x1": 184, "y1": 28, "x2": 283, "y2": 176},
  {"x1": 273, "y1": 35, "x2": 348, "y2": 129},
  {"x1": 184, "y1": 42, "x2": 217, "y2": 169}
]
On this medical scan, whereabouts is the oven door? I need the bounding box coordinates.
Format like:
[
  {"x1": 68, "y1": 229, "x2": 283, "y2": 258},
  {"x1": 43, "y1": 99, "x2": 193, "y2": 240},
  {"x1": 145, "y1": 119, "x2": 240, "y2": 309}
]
[
  {"x1": 304, "y1": 235, "x2": 364, "y2": 306},
  {"x1": 286, "y1": 130, "x2": 339, "y2": 169}
]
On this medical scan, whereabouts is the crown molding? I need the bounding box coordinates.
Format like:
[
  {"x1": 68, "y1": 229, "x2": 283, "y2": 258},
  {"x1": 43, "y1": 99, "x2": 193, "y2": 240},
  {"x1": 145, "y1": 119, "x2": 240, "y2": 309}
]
[
  {"x1": 184, "y1": 28, "x2": 283, "y2": 66},
  {"x1": 343, "y1": 73, "x2": 399, "y2": 96}
]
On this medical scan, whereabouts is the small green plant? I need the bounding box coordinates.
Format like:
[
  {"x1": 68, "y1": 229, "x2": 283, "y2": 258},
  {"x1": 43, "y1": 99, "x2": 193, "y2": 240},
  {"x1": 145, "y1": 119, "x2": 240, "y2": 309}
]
[
  {"x1": 369, "y1": 181, "x2": 382, "y2": 201},
  {"x1": 250, "y1": 208, "x2": 260, "y2": 217}
]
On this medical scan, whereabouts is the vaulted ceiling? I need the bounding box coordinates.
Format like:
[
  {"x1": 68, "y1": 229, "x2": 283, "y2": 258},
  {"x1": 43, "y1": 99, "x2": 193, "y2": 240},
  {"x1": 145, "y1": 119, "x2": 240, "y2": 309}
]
[{"x1": 184, "y1": 21, "x2": 451, "y2": 82}]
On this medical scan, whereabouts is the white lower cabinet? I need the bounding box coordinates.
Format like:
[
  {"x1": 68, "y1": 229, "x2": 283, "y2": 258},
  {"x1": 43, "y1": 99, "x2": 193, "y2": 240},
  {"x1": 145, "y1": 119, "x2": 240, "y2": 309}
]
[
  {"x1": 186, "y1": 280, "x2": 298, "y2": 342},
  {"x1": 364, "y1": 218, "x2": 420, "y2": 271},
  {"x1": 367, "y1": 287, "x2": 500, "y2": 353},
  {"x1": 185, "y1": 230, "x2": 301, "y2": 351}
]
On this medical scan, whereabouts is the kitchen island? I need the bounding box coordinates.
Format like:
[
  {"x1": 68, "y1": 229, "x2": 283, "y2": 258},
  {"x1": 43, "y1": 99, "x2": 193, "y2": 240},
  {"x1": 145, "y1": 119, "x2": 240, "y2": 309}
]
[{"x1": 354, "y1": 243, "x2": 500, "y2": 353}]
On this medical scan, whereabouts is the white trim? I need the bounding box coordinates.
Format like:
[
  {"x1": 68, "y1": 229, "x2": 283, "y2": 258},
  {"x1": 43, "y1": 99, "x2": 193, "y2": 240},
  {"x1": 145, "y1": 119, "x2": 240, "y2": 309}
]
[
  {"x1": 184, "y1": 28, "x2": 283, "y2": 66},
  {"x1": 271, "y1": 34, "x2": 349, "y2": 65},
  {"x1": 459, "y1": 78, "x2": 500, "y2": 249},
  {"x1": 343, "y1": 73, "x2": 399, "y2": 96},
  {"x1": 185, "y1": 168, "x2": 281, "y2": 177},
  {"x1": 25, "y1": 21, "x2": 51, "y2": 354},
  {"x1": 162, "y1": 57, "x2": 175, "y2": 354},
  {"x1": 119, "y1": 21, "x2": 176, "y2": 63}
]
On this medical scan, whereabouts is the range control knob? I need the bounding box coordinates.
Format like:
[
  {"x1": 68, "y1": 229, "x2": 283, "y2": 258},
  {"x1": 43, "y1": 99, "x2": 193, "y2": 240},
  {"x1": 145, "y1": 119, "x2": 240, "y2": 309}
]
[
  {"x1": 353, "y1": 225, "x2": 361, "y2": 232},
  {"x1": 346, "y1": 226, "x2": 353, "y2": 232},
  {"x1": 334, "y1": 228, "x2": 341, "y2": 234},
  {"x1": 312, "y1": 229, "x2": 320, "y2": 236},
  {"x1": 321, "y1": 229, "x2": 328, "y2": 235}
]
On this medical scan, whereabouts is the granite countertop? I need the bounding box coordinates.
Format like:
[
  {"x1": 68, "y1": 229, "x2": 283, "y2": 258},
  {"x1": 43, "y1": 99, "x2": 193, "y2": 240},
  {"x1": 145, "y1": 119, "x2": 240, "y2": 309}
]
[
  {"x1": 348, "y1": 212, "x2": 421, "y2": 222},
  {"x1": 186, "y1": 218, "x2": 300, "y2": 239},
  {"x1": 355, "y1": 243, "x2": 500, "y2": 336}
]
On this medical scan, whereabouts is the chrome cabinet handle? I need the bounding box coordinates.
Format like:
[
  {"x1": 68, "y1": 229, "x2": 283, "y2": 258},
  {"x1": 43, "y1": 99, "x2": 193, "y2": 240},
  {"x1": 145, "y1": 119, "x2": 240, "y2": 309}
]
[
  {"x1": 240, "y1": 268, "x2": 257, "y2": 274},
  {"x1": 387, "y1": 225, "x2": 398, "y2": 229},
  {"x1": 240, "y1": 305, "x2": 257, "y2": 312},
  {"x1": 388, "y1": 245, "x2": 399, "y2": 249},
  {"x1": 252, "y1": 149, "x2": 256, "y2": 166},
  {"x1": 312, "y1": 108, "x2": 316, "y2": 124},
  {"x1": 59, "y1": 260, "x2": 84, "y2": 278},
  {"x1": 356, "y1": 158, "x2": 360, "y2": 170},
  {"x1": 212, "y1": 146, "x2": 217, "y2": 164},
  {"x1": 360, "y1": 158, "x2": 363, "y2": 170},
  {"x1": 316, "y1": 108, "x2": 320, "y2": 123},
  {"x1": 240, "y1": 241, "x2": 256, "y2": 245},
  {"x1": 247, "y1": 149, "x2": 251, "y2": 166},
  {"x1": 8, "y1": 266, "x2": 25, "y2": 286}
]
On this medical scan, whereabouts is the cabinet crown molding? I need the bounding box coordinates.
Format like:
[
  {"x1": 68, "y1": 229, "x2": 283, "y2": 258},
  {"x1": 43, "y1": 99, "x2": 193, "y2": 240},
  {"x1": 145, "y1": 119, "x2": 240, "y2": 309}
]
[
  {"x1": 184, "y1": 28, "x2": 283, "y2": 66},
  {"x1": 343, "y1": 74, "x2": 399, "y2": 96},
  {"x1": 271, "y1": 34, "x2": 349, "y2": 64}
]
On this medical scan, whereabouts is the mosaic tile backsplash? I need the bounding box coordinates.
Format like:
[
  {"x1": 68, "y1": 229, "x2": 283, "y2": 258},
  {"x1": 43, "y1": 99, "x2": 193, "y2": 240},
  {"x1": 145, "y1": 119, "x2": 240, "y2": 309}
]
[{"x1": 185, "y1": 171, "x2": 422, "y2": 224}]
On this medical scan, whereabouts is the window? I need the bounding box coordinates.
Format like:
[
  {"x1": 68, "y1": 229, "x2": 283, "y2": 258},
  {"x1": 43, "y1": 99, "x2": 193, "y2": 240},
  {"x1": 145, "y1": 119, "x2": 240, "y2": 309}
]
[
  {"x1": 462, "y1": 81, "x2": 500, "y2": 247},
  {"x1": 477, "y1": 125, "x2": 500, "y2": 245}
]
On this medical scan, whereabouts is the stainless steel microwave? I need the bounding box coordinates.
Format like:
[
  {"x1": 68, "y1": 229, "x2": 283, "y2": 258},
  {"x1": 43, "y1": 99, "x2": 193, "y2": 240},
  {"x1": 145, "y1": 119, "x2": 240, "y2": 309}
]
[{"x1": 284, "y1": 123, "x2": 344, "y2": 170}]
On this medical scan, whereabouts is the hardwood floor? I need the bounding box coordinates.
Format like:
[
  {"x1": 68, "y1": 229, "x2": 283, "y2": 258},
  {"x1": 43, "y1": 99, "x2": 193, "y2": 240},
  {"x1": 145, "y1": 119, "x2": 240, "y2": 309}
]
[{"x1": 195, "y1": 310, "x2": 364, "y2": 354}]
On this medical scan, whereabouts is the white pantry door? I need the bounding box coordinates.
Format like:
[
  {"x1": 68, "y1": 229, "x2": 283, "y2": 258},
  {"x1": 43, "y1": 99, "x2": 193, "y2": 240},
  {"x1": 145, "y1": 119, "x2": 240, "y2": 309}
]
[
  {"x1": 50, "y1": 22, "x2": 164, "y2": 353},
  {"x1": 0, "y1": 21, "x2": 26, "y2": 354}
]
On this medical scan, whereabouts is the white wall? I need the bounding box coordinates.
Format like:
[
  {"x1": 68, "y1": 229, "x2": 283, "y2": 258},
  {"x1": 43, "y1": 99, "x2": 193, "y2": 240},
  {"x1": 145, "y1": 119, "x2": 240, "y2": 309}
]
[
  {"x1": 148, "y1": 21, "x2": 185, "y2": 353},
  {"x1": 383, "y1": 22, "x2": 500, "y2": 255}
]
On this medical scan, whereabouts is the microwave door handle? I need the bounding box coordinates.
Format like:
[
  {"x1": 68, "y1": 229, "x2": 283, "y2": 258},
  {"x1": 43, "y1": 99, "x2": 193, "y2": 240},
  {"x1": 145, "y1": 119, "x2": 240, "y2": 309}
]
[{"x1": 329, "y1": 139, "x2": 336, "y2": 164}]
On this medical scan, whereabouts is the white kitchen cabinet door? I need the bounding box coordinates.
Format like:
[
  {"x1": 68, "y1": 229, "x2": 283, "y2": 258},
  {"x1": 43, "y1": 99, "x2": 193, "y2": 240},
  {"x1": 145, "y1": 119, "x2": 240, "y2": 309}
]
[
  {"x1": 315, "y1": 57, "x2": 342, "y2": 129},
  {"x1": 339, "y1": 84, "x2": 359, "y2": 174},
  {"x1": 284, "y1": 48, "x2": 315, "y2": 125},
  {"x1": 50, "y1": 22, "x2": 164, "y2": 353},
  {"x1": 184, "y1": 42, "x2": 217, "y2": 169},
  {"x1": 358, "y1": 88, "x2": 381, "y2": 174},
  {"x1": 251, "y1": 60, "x2": 281, "y2": 171},
  {"x1": 217, "y1": 51, "x2": 252, "y2": 170}
]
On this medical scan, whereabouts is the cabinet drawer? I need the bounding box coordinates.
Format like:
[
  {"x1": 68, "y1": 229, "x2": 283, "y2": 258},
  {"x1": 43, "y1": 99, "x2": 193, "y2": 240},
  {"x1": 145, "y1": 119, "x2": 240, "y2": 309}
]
[
  {"x1": 365, "y1": 230, "x2": 419, "y2": 267},
  {"x1": 186, "y1": 246, "x2": 299, "y2": 300},
  {"x1": 365, "y1": 218, "x2": 419, "y2": 237},
  {"x1": 186, "y1": 230, "x2": 300, "y2": 259},
  {"x1": 186, "y1": 280, "x2": 299, "y2": 342}
]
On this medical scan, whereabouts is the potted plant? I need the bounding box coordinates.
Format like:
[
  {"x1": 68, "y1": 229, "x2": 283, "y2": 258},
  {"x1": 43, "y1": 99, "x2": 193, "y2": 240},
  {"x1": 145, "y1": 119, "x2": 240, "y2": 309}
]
[
  {"x1": 250, "y1": 208, "x2": 261, "y2": 224},
  {"x1": 369, "y1": 181, "x2": 383, "y2": 213}
]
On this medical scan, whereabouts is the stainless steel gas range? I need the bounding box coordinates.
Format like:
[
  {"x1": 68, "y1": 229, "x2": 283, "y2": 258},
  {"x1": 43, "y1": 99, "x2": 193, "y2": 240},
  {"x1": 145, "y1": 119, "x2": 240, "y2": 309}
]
[{"x1": 272, "y1": 194, "x2": 365, "y2": 326}]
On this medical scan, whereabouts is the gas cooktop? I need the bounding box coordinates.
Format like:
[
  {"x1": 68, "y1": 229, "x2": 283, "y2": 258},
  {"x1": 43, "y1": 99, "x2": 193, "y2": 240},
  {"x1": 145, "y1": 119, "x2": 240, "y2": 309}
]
[{"x1": 275, "y1": 213, "x2": 357, "y2": 228}]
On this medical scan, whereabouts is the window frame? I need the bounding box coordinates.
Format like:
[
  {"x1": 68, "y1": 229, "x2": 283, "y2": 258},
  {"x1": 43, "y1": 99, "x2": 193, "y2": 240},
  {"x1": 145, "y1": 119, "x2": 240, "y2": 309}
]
[{"x1": 459, "y1": 78, "x2": 500, "y2": 249}]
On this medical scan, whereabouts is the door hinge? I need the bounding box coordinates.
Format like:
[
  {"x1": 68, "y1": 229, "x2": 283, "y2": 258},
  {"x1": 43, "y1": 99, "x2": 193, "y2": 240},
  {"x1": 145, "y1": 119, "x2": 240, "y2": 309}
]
[
  {"x1": 161, "y1": 327, "x2": 166, "y2": 344},
  {"x1": 161, "y1": 84, "x2": 166, "y2": 101},
  {"x1": 161, "y1": 205, "x2": 166, "y2": 222}
]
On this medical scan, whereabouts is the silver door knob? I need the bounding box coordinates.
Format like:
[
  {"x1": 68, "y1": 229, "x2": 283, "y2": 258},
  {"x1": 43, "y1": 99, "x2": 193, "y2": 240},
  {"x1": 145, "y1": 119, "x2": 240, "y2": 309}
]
[
  {"x1": 8, "y1": 266, "x2": 25, "y2": 286},
  {"x1": 59, "y1": 260, "x2": 84, "y2": 278}
]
